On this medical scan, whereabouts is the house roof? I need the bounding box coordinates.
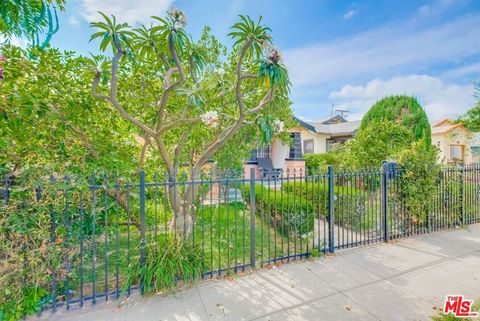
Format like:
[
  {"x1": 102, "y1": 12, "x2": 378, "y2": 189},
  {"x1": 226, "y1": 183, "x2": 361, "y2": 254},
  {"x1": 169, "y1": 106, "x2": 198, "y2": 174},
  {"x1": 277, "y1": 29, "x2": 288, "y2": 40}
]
[
  {"x1": 431, "y1": 119, "x2": 471, "y2": 135},
  {"x1": 294, "y1": 115, "x2": 361, "y2": 136},
  {"x1": 432, "y1": 119, "x2": 452, "y2": 127},
  {"x1": 313, "y1": 115, "x2": 348, "y2": 124},
  {"x1": 310, "y1": 119, "x2": 362, "y2": 136},
  {"x1": 293, "y1": 116, "x2": 317, "y2": 132}
]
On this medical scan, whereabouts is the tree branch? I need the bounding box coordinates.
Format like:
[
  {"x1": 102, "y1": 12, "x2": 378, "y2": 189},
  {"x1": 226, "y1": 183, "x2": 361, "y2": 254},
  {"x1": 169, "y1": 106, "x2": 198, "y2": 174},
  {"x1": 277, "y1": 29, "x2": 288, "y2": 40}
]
[
  {"x1": 240, "y1": 74, "x2": 258, "y2": 80},
  {"x1": 192, "y1": 87, "x2": 275, "y2": 174},
  {"x1": 156, "y1": 33, "x2": 188, "y2": 131},
  {"x1": 138, "y1": 134, "x2": 151, "y2": 170},
  {"x1": 91, "y1": 73, "x2": 109, "y2": 101},
  {"x1": 235, "y1": 39, "x2": 253, "y2": 115},
  {"x1": 173, "y1": 128, "x2": 191, "y2": 172},
  {"x1": 91, "y1": 51, "x2": 156, "y2": 137},
  {"x1": 157, "y1": 117, "x2": 200, "y2": 135},
  {"x1": 155, "y1": 139, "x2": 174, "y2": 176},
  {"x1": 247, "y1": 87, "x2": 274, "y2": 114}
]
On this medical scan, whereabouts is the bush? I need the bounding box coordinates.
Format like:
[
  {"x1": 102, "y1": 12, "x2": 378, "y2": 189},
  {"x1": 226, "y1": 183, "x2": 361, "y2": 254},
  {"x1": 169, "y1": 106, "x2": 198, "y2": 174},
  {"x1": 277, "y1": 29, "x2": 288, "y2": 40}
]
[
  {"x1": 342, "y1": 120, "x2": 413, "y2": 169},
  {"x1": 124, "y1": 236, "x2": 203, "y2": 295},
  {"x1": 360, "y1": 95, "x2": 432, "y2": 145},
  {"x1": 304, "y1": 153, "x2": 341, "y2": 172},
  {"x1": 395, "y1": 138, "x2": 440, "y2": 226},
  {"x1": 241, "y1": 184, "x2": 314, "y2": 237},
  {"x1": 282, "y1": 181, "x2": 367, "y2": 229},
  {"x1": 0, "y1": 181, "x2": 67, "y2": 321}
]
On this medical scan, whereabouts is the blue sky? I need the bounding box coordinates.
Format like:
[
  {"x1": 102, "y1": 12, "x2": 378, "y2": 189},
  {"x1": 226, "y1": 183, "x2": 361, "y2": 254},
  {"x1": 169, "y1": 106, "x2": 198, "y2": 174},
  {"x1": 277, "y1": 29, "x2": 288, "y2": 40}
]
[{"x1": 48, "y1": 0, "x2": 480, "y2": 121}]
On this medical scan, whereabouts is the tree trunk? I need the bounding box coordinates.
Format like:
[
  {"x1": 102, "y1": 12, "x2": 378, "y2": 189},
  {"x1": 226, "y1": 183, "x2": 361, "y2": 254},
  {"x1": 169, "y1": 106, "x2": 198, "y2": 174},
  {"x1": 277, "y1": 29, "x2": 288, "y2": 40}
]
[
  {"x1": 169, "y1": 204, "x2": 194, "y2": 235},
  {"x1": 166, "y1": 172, "x2": 201, "y2": 236}
]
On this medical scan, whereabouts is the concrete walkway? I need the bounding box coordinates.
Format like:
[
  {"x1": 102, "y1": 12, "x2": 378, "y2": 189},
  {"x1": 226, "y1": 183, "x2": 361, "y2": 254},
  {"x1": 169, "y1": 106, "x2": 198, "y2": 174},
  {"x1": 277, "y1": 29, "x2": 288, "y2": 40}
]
[{"x1": 35, "y1": 224, "x2": 480, "y2": 321}]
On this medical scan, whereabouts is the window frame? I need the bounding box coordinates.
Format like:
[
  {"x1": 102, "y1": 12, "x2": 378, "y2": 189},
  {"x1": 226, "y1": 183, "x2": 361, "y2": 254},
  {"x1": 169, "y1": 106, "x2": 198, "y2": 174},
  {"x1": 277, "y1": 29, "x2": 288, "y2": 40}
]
[
  {"x1": 303, "y1": 139, "x2": 314, "y2": 154},
  {"x1": 248, "y1": 146, "x2": 271, "y2": 163},
  {"x1": 289, "y1": 132, "x2": 303, "y2": 159},
  {"x1": 449, "y1": 144, "x2": 464, "y2": 161}
]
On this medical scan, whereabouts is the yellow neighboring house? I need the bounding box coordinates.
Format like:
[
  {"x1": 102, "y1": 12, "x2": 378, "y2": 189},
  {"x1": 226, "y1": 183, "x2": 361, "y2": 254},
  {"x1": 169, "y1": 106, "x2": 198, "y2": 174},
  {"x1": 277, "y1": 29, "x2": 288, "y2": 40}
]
[{"x1": 431, "y1": 119, "x2": 474, "y2": 164}]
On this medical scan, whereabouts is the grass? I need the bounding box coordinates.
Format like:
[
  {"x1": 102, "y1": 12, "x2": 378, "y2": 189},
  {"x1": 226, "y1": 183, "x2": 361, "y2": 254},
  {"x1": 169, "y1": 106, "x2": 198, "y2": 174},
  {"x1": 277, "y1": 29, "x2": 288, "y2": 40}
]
[
  {"x1": 55, "y1": 202, "x2": 321, "y2": 302},
  {"x1": 194, "y1": 202, "x2": 313, "y2": 274}
]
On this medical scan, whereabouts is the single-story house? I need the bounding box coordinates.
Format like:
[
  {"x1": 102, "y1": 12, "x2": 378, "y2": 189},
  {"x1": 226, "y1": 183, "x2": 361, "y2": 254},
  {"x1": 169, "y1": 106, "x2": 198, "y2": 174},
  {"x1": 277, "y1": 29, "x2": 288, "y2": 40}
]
[
  {"x1": 431, "y1": 119, "x2": 475, "y2": 164},
  {"x1": 470, "y1": 133, "x2": 480, "y2": 163},
  {"x1": 244, "y1": 115, "x2": 361, "y2": 178}
]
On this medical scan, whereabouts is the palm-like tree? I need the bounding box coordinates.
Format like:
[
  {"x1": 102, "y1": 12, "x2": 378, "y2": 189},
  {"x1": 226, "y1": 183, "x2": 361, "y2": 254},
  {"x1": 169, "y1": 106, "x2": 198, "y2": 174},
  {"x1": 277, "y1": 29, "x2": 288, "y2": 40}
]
[
  {"x1": 228, "y1": 15, "x2": 271, "y2": 61},
  {"x1": 89, "y1": 12, "x2": 135, "y2": 53}
]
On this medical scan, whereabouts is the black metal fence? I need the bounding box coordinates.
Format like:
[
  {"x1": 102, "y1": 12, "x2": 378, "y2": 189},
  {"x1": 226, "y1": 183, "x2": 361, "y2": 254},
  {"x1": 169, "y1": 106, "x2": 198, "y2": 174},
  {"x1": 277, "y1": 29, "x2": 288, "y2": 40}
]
[{"x1": 1, "y1": 164, "x2": 479, "y2": 313}]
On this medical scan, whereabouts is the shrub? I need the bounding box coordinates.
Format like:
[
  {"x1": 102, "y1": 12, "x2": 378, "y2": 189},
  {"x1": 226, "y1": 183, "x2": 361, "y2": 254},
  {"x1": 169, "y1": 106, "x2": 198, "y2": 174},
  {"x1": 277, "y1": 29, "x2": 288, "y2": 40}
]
[
  {"x1": 342, "y1": 120, "x2": 413, "y2": 169},
  {"x1": 304, "y1": 153, "x2": 341, "y2": 172},
  {"x1": 124, "y1": 236, "x2": 203, "y2": 295},
  {"x1": 241, "y1": 184, "x2": 314, "y2": 237},
  {"x1": 0, "y1": 180, "x2": 68, "y2": 321},
  {"x1": 282, "y1": 181, "x2": 329, "y2": 215},
  {"x1": 360, "y1": 95, "x2": 432, "y2": 145},
  {"x1": 395, "y1": 138, "x2": 440, "y2": 227},
  {"x1": 282, "y1": 181, "x2": 368, "y2": 229}
]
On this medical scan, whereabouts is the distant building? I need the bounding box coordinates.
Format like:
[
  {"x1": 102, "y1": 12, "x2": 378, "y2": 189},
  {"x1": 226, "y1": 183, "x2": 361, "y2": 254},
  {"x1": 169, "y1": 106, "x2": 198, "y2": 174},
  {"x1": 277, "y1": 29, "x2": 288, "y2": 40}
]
[
  {"x1": 470, "y1": 133, "x2": 480, "y2": 163},
  {"x1": 431, "y1": 119, "x2": 474, "y2": 164},
  {"x1": 245, "y1": 115, "x2": 361, "y2": 178}
]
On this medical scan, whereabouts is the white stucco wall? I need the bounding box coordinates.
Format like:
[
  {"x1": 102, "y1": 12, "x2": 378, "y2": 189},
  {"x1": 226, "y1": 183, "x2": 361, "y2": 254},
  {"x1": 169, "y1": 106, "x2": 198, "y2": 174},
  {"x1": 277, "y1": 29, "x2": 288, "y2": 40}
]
[
  {"x1": 271, "y1": 137, "x2": 290, "y2": 170},
  {"x1": 290, "y1": 126, "x2": 329, "y2": 155},
  {"x1": 432, "y1": 128, "x2": 473, "y2": 163}
]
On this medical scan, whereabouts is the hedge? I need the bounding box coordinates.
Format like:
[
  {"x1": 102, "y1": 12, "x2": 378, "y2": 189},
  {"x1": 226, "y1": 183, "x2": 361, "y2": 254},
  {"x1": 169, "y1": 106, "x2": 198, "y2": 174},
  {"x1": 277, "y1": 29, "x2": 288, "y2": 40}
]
[
  {"x1": 282, "y1": 181, "x2": 367, "y2": 228},
  {"x1": 241, "y1": 184, "x2": 314, "y2": 237}
]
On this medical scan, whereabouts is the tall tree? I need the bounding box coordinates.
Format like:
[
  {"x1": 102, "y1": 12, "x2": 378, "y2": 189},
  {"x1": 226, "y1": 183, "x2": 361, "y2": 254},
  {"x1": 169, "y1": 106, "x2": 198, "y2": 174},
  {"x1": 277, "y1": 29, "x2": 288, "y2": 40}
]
[
  {"x1": 360, "y1": 95, "x2": 432, "y2": 146},
  {"x1": 89, "y1": 9, "x2": 292, "y2": 233},
  {"x1": 0, "y1": 0, "x2": 64, "y2": 48},
  {"x1": 0, "y1": 46, "x2": 138, "y2": 176}
]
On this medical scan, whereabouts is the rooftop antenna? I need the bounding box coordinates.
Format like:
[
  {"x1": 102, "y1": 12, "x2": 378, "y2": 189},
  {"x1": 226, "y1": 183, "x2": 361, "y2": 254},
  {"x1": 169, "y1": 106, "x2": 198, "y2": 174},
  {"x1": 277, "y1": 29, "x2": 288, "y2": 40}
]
[
  {"x1": 334, "y1": 109, "x2": 350, "y2": 119},
  {"x1": 330, "y1": 104, "x2": 335, "y2": 117}
]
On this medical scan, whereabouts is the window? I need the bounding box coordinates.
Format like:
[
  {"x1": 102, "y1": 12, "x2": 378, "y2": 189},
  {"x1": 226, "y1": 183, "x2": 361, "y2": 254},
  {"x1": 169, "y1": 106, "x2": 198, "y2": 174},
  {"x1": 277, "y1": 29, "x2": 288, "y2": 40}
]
[
  {"x1": 471, "y1": 146, "x2": 479, "y2": 156},
  {"x1": 449, "y1": 145, "x2": 463, "y2": 161},
  {"x1": 326, "y1": 139, "x2": 334, "y2": 152},
  {"x1": 249, "y1": 146, "x2": 270, "y2": 162},
  {"x1": 303, "y1": 139, "x2": 314, "y2": 154},
  {"x1": 257, "y1": 147, "x2": 270, "y2": 158},
  {"x1": 289, "y1": 132, "x2": 302, "y2": 158}
]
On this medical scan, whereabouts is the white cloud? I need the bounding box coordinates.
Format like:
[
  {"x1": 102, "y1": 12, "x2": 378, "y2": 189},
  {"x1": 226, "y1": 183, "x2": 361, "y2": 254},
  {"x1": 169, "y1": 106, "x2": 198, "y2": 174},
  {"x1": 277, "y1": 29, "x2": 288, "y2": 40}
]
[
  {"x1": 441, "y1": 63, "x2": 480, "y2": 79},
  {"x1": 68, "y1": 15, "x2": 80, "y2": 26},
  {"x1": 80, "y1": 0, "x2": 174, "y2": 25},
  {"x1": 343, "y1": 10, "x2": 357, "y2": 20},
  {"x1": 0, "y1": 35, "x2": 27, "y2": 48},
  {"x1": 416, "y1": 0, "x2": 457, "y2": 18},
  {"x1": 284, "y1": 13, "x2": 480, "y2": 87},
  {"x1": 329, "y1": 75, "x2": 475, "y2": 121}
]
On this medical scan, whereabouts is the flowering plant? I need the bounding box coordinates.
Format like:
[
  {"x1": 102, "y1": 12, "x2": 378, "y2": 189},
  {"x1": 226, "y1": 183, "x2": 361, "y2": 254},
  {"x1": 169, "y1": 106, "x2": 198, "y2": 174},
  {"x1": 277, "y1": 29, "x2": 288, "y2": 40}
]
[
  {"x1": 273, "y1": 119, "x2": 285, "y2": 134},
  {"x1": 200, "y1": 110, "x2": 219, "y2": 127}
]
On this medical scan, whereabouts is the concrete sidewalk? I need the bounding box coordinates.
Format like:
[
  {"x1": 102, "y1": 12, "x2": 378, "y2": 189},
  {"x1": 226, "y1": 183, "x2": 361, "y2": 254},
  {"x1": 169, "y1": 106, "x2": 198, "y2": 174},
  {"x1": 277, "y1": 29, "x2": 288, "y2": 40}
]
[{"x1": 36, "y1": 224, "x2": 480, "y2": 321}]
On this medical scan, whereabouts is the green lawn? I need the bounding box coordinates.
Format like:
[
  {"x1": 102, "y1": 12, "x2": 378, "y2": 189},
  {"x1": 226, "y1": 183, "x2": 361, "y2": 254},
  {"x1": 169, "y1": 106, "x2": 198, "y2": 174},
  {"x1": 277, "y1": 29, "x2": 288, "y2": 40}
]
[{"x1": 57, "y1": 202, "x2": 316, "y2": 303}]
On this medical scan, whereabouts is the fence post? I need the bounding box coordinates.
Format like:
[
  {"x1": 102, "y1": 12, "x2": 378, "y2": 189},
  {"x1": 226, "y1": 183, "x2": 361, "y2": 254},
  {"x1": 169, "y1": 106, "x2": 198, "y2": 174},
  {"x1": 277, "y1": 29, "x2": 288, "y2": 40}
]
[
  {"x1": 139, "y1": 171, "x2": 146, "y2": 295},
  {"x1": 328, "y1": 165, "x2": 335, "y2": 254},
  {"x1": 381, "y1": 163, "x2": 389, "y2": 242},
  {"x1": 249, "y1": 168, "x2": 256, "y2": 268},
  {"x1": 49, "y1": 175, "x2": 57, "y2": 310},
  {"x1": 460, "y1": 165, "x2": 465, "y2": 226}
]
